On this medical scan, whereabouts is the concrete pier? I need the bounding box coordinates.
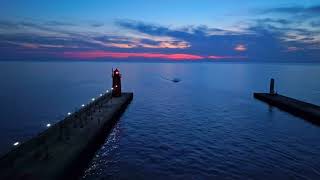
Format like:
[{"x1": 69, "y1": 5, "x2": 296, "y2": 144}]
[
  {"x1": 254, "y1": 93, "x2": 320, "y2": 123},
  {"x1": 0, "y1": 92, "x2": 133, "y2": 180}
]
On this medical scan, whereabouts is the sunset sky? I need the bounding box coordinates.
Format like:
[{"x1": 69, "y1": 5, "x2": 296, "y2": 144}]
[{"x1": 1, "y1": 0, "x2": 320, "y2": 62}]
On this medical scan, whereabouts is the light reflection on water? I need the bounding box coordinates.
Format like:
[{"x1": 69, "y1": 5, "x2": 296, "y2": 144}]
[{"x1": 83, "y1": 123, "x2": 121, "y2": 179}]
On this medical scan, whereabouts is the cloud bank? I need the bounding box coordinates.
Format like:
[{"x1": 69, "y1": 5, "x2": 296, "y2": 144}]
[{"x1": 0, "y1": 4, "x2": 319, "y2": 62}]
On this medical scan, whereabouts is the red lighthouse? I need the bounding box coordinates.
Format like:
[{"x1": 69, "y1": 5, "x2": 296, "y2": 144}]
[{"x1": 112, "y1": 68, "x2": 122, "y2": 97}]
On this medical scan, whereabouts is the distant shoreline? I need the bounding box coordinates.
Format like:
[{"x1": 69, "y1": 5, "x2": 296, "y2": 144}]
[{"x1": 1, "y1": 59, "x2": 320, "y2": 65}]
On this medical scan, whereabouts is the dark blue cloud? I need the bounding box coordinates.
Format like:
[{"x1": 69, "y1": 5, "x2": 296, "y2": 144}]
[
  {"x1": 44, "y1": 21, "x2": 76, "y2": 26},
  {"x1": 256, "y1": 18, "x2": 292, "y2": 25},
  {"x1": 116, "y1": 20, "x2": 171, "y2": 36},
  {"x1": 310, "y1": 20, "x2": 320, "y2": 27},
  {"x1": 115, "y1": 19, "x2": 320, "y2": 62},
  {"x1": 262, "y1": 5, "x2": 320, "y2": 15},
  {"x1": 90, "y1": 22, "x2": 104, "y2": 27},
  {"x1": 0, "y1": 20, "x2": 20, "y2": 29}
]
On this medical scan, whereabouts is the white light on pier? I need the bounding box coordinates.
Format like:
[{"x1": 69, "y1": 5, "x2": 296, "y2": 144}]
[
  {"x1": 100, "y1": 94, "x2": 103, "y2": 97},
  {"x1": 111, "y1": 88, "x2": 114, "y2": 90},
  {"x1": 46, "y1": 123, "x2": 51, "y2": 128},
  {"x1": 67, "y1": 112, "x2": 72, "y2": 116},
  {"x1": 81, "y1": 104, "x2": 85, "y2": 107},
  {"x1": 106, "y1": 90, "x2": 109, "y2": 93},
  {"x1": 92, "y1": 98, "x2": 95, "y2": 101},
  {"x1": 13, "y1": 142, "x2": 20, "y2": 146}
]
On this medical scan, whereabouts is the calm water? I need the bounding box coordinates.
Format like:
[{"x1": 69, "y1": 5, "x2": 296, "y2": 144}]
[{"x1": 1, "y1": 61, "x2": 320, "y2": 179}]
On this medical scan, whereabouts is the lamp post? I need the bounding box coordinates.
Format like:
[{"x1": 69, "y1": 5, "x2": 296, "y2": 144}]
[{"x1": 110, "y1": 88, "x2": 113, "y2": 104}]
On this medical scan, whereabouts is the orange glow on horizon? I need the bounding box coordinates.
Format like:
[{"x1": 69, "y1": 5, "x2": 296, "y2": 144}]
[
  {"x1": 63, "y1": 51, "x2": 204, "y2": 60},
  {"x1": 63, "y1": 51, "x2": 247, "y2": 61}
]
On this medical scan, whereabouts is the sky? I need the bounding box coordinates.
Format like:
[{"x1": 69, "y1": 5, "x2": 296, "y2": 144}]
[{"x1": 0, "y1": 0, "x2": 320, "y2": 62}]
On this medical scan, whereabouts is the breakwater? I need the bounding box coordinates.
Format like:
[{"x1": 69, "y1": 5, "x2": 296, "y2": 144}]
[
  {"x1": 0, "y1": 92, "x2": 133, "y2": 180},
  {"x1": 254, "y1": 93, "x2": 320, "y2": 124}
]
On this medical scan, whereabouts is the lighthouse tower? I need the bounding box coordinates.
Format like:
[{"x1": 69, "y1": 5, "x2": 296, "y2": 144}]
[{"x1": 112, "y1": 68, "x2": 122, "y2": 97}]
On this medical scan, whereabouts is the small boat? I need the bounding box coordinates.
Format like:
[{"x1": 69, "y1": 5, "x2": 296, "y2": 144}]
[
  {"x1": 160, "y1": 76, "x2": 181, "y2": 83},
  {"x1": 172, "y1": 78, "x2": 181, "y2": 83}
]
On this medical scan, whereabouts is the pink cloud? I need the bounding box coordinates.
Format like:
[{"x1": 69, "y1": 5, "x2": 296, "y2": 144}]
[
  {"x1": 105, "y1": 43, "x2": 137, "y2": 48},
  {"x1": 62, "y1": 51, "x2": 247, "y2": 61},
  {"x1": 21, "y1": 43, "x2": 39, "y2": 49},
  {"x1": 234, "y1": 44, "x2": 247, "y2": 51},
  {"x1": 103, "y1": 41, "x2": 190, "y2": 49},
  {"x1": 63, "y1": 51, "x2": 204, "y2": 60},
  {"x1": 285, "y1": 46, "x2": 303, "y2": 52},
  {"x1": 8, "y1": 41, "x2": 75, "y2": 49}
]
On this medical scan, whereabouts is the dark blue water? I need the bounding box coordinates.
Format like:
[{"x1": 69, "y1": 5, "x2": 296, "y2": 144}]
[{"x1": 1, "y1": 62, "x2": 320, "y2": 179}]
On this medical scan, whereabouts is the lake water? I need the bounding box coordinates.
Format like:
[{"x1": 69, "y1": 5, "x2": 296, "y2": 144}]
[{"x1": 1, "y1": 61, "x2": 320, "y2": 179}]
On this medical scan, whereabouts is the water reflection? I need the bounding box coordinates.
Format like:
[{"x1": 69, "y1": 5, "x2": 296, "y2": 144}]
[{"x1": 0, "y1": 62, "x2": 320, "y2": 179}]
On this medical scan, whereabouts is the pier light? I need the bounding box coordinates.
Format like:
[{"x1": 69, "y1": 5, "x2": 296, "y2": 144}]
[
  {"x1": 13, "y1": 142, "x2": 20, "y2": 146},
  {"x1": 111, "y1": 87, "x2": 114, "y2": 90},
  {"x1": 67, "y1": 112, "x2": 72, "y2": 116},
  {"x1": 92, "y1": 98, "x2": 95, "y2": 101},
  {"x1": 46, "y1": 123, "x2": 51, "y2": 128},
  {"x1": 106, "y1": 90, "x2": 109, "y2": 93},
  {"x1": 81, "y1": 104, "x2": 85, "y2": 107},
  {"x1": 100, "y1": 94, "x2": 103, "y2": 97}
]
